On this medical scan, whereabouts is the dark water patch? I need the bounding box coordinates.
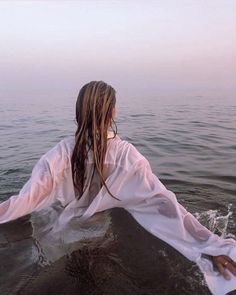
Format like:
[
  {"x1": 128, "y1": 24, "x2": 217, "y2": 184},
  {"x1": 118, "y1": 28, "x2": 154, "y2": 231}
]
[
  {"x1": 189, "y1": 120, "x2": 202, "y2": 124},
  {"x1": 226, "y1": 144, "x2": 236, "y2": 150},
  {"x1": 130, "y1": 113, "x2": 155, "y2": 118},
  {"x1": 174, "y1": 170, "x2": 190, "y2": 175},
  {"x1": 0, "y1": 125, "x2": 15, "y2": 130},
  {"x1": 160, "y1": 172, "x2": 175, "y2": 178},
  {"x1": 0, "y1": 210, "x2": 211, "y2": 295},
  {"x1": 7, "y1": 144, "x2": 22, "y2": 149},
  {"x1": 158, "y1": 161, "x2": 187, "y2": 168},
  {"x1": 2, "y1": 167, "x2": 25, "y2": 175}
]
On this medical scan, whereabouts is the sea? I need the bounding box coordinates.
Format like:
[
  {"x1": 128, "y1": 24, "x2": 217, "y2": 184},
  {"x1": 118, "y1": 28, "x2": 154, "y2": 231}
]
[{"x1": 0, "y1": 93, "x2": 236, "y2": 294}]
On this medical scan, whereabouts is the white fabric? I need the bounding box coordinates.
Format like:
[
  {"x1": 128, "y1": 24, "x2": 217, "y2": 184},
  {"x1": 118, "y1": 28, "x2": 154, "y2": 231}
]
[{"x1": 0, "y1": 132, "x2": 236, "y2": 294}]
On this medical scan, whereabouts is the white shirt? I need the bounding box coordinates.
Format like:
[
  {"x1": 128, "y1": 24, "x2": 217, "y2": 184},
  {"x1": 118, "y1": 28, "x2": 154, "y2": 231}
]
[{"x1": 0, "y1": 132, "x2": 236, "y2": 295}]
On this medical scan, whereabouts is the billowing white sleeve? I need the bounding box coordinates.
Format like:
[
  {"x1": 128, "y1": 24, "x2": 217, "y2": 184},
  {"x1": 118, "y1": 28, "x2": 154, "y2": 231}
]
[
  {"x1": 0, "y1": 154, "x2": 55, "y2": 224},
  {"x1": 0, "y1": 139, "x2": 71, "y2": 224},
  {"x1": 119, "y1": 157, "x2": 236, "y2": 295}
]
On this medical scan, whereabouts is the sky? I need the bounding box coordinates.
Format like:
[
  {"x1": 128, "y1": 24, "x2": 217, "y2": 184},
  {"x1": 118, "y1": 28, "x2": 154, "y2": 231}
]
[{"x1": 0, "y1": 0, "x2": 236, "y2": 100}]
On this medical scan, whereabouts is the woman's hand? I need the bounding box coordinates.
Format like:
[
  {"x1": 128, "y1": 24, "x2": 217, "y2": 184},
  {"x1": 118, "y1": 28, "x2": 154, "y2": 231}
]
[{"x1": 212, "y1": 255, "x2": 236, "y2": 280}]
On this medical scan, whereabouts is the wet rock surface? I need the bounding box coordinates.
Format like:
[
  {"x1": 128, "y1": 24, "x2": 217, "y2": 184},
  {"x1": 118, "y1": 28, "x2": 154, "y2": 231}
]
[{"x1": 0, "y1": 209, "x2": 215, "y2": 295}]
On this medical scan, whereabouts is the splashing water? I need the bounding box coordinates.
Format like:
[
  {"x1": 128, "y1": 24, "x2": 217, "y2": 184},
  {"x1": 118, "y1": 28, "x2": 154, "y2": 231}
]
[{"x1": 193, "y1": 203, "x2": 235, "y2": 239}]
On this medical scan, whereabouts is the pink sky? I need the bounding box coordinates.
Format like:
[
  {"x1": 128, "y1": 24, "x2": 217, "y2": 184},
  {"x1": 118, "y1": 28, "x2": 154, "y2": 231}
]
[{"x1": 0, "y1": 1, "x2": 236, "y2": 99}]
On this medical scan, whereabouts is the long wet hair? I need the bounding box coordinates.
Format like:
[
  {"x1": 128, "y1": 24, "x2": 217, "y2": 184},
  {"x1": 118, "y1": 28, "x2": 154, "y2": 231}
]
[{"x1": 71, "y1": 81, "x2": 119, "y2": 200}]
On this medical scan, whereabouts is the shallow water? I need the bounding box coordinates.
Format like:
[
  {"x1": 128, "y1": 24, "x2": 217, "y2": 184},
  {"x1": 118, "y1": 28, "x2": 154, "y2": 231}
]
[{"x1": 0, "y1": 94, "x2": 236, "y2": 294}]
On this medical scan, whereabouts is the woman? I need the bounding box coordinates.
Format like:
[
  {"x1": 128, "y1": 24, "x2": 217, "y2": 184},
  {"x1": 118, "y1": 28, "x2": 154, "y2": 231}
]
[{"x1": 0, "y1": 81, "x2": 236, "y2": 295}]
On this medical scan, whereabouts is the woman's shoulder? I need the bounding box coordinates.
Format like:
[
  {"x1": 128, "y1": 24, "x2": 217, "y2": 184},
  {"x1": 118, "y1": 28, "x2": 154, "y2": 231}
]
[
  {"x1": 42, "y1": 136, "x2": 75, "y2": 166},
  {"x1": 60, "y1": 135, "x2": 75, "y2": 153},
  {"x1": 107, "y1": 134, "x2": 147, "y2": 169}
]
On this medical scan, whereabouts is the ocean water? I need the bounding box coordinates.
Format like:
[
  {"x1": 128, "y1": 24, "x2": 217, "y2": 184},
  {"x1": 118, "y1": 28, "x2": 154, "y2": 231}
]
[{"x1": 0, "y1": 94, "x2": 236, "y2": 294}]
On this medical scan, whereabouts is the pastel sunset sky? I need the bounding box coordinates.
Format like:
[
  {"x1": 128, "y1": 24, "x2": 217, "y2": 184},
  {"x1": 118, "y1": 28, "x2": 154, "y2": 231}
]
[{"x1": 0, "y1": 0, "x2": 235, "y2": 100}]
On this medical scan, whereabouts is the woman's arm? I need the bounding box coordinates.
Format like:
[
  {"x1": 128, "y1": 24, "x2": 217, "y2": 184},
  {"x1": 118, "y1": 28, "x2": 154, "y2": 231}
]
[
  {"x1": 0, "y1": 154, "x2": 54, "y2": 223},
  {"x1": 0, "y1": 139, "x2": 70, "y2": 224}
]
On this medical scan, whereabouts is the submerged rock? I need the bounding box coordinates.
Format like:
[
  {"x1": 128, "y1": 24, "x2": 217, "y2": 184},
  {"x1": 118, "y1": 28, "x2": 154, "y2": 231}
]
[{"x1": 0, "y1": 209, "x2": 211, "y2": 295}]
